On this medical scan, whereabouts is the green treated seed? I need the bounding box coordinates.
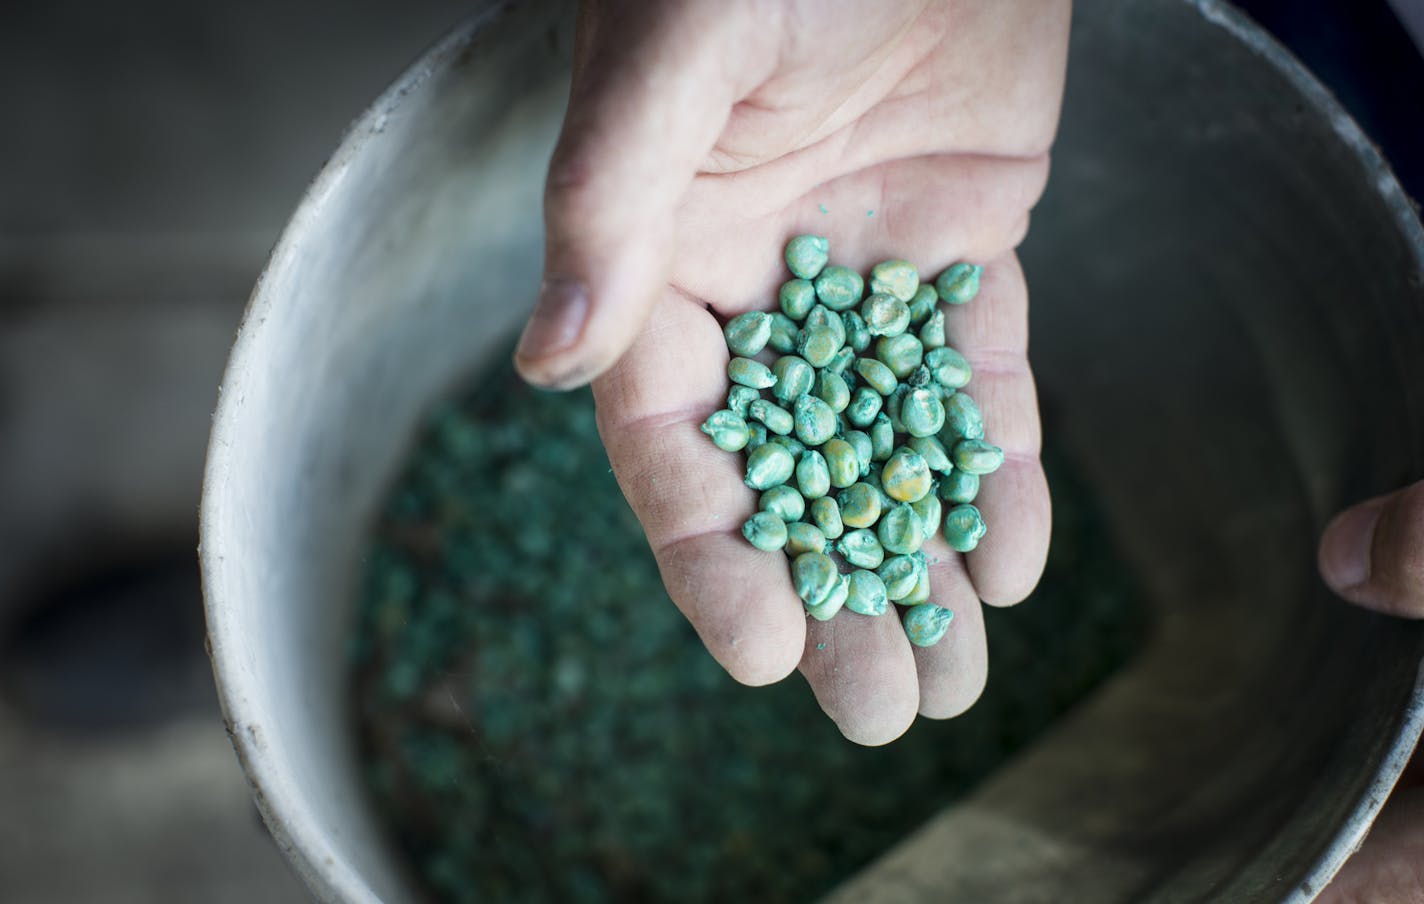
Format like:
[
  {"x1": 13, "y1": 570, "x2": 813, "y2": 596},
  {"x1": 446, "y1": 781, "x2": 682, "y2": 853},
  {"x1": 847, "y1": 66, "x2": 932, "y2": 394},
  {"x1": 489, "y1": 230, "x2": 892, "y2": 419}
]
[
  {"x1": 822, "y1": 438, "x2": 860, "y2": 489},
  {"x1": 770, "y1": 435, "x2": 806, "y2": 459},
  {"x1": 943, "y1": 503, "x2": 987, "y2": 552},
  {"x1": 744, "y1": 443, "x2": 795, "y2": 490},
  {"x1": 767, "y1": 312, "x2": 800, "y2": 354},
  {"x1": 779, "y1": 279, "x2": 818, "y2": 320},
  {"x1": 875, "y1": 334, "x2": 924, "y2": 379},
  {"x1": 869, "y1": 413, "x2": 895, "y2": 461},
  {"x1": 935, "y1": 262, "x2": 982, "y2": 305},
  {"x1": 724, "y1": 311, "x2": 772, "y2": 357},
  {"x1": 844, "y1": 311, "x2": 872, "y2": 353},
  {"x1": 810, "y1": 496, "x2": 844, "y2": 540},
  {"x1": 861, "y1": 293, "x2": 911, "y2": 337},
  {"x1": 803, "y1": 305, "x2": 847, "y2": 348},
  {"x1": 797, "y1": 325, "x2": 841, "y2": 368},
  {"x1": 845, "y1": 569, "x2": 889, "y2": 616},
  {"x1": 742, "y1": 512, "x2": 788, "y2": 552},
  {"x1": 908, "y1": 435, "x2": 952, "y2": 473},
  {"x1": 805, "y1": 574, "x2": 848, "y2": 621},
  {"x1": 771, "y1": 356, "x2": 815, "y2": 402},
  {"x1": 855, "y1": 358, "x2": 898, "y2": 395},
  {"x1": 938, "y1": 467, "x2": 980, "y2": 503},
  {"x1": 814, "y1": 370, "x2": 850, "y2": 413},
  {"x1": 814, "y1": 265, "x2": 865, "y2": 312},
  {"x1": 727, "y1": 385, "x2": 759, "y2": 417},
  {"x1": 793, "y1": 552, "x2": 840, "y2": 607},
  {"x1": 837, "y1": 483, "x2": 882, "y2": 529},
  {"x1": 760, "y1": 485, "x2": 806, "y2": 522},
  {"x1": 908, "y1": 284, "x2": 939, "y2": 325},
  {"x1": 883, "y1": 384, "x2": 908, "y2": 434},
  {"x1": 837, "y1": 530, "x2": 885, "y2": 570},
  {"x1": 745, "y1": 421, "x2": 769, "y2": 452},
  {"x1": 919, "y1": 309, "x2": 946, "y2": 350},
  {"x1": 953, "y1": 438, "x2": 1004, "y2": 475},
  {"x1": 785, "y1": 521, "x2": 827, "y2": 557},
  {"x1": 925, "y1": 346, "x2": 972, "y2": 389},
  {"x1": 942, "y1": 390, "x2": 984, "y2": 439},
  {"x1": 796, "y1": 449, "x2": 831, "y2": 499},
  {"x1": 748, "y1": 399, "x2": 794, "y2": 436},
  {"x1": 793, "y1": 395, "x2": 837, "y2": 446},
  {"x1": 910, "y1": 492, "x2": 942, "y2": 536},
  {"x1": 826, "y1": 347, "x2": 856, "y2": 376},
  {"x1": 900, "y1": 559, "x2": 932, "y2": 606},
  {"x1": 902, "y1": 388, "x2": 946, "y2": 438},
  {"x1": 785, "y1": 235, "x2": 830, "y2": 280},
  {"x1": 869, "y1": 259, "x2": 920, "y2": 302},
  {"x1": 881, "y1": 446, "x2": 932, "y2": 503},
  {"x1": 903, "y1": 604, "x2": 954, "y2": 647},
  {"x1": 843, "y1": 430, "x2": 873, "y2": 476},
  {"x1": 729, "y1": 357, "x2": 776, "y2": 389},
  {"x1": 877, "y1": 555, "x2": 919, "y2": 601},
  {"x1": 878, "y1": 503, "x2": 926, "y2": 555},
  {"x1": 846, "y1": 387, "x2": 883, "y2": 429},
  {"x1": 700, "y1": 409, "x2": 750, "y2": 451}
]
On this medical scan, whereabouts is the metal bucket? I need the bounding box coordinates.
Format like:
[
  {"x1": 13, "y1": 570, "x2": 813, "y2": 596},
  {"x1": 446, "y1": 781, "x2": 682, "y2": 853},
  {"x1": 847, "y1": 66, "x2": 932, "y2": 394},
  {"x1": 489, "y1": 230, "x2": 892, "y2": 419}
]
[{"x1": 200, "y1": 1, "x2": 1424, "y2": 901}]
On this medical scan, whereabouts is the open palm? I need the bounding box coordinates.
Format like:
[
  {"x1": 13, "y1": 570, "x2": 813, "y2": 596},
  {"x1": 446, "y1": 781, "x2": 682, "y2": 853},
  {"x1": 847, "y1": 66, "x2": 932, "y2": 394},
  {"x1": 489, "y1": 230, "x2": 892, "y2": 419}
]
[{"x1": 517, "y1": 0, "x2": 1070, "y2": 744}]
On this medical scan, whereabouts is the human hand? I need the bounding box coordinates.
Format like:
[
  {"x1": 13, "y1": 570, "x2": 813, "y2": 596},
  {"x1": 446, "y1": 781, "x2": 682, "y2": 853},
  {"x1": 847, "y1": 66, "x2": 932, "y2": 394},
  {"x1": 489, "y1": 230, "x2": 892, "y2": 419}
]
[
  {"x1": 1318, "y1": 483, "x2": 1424, "y2": 900},
  {"x1": 515, "y1": 0, "x2": 1069, "y2": 744}
]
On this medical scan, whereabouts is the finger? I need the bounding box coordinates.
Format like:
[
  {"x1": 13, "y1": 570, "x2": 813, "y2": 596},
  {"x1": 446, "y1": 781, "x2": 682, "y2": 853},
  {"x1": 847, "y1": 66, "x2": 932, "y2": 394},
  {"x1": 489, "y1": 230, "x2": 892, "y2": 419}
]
[
  {"x1": 1318, "y1": 787, "x2": 1424, "y2": 903},
  {"x1": 1319, "y1": 480, "x2": 1424, "y2": 617},
  {"x1": 944, "y1": 254, "x2": 1051, "y2": 606},
  {"x1": 912, "y1": 537, "x2": 990, "y2": 719},
  {"x1": 593, "y1": 292, "x2": 806, "y2": 685},
  {"x1": 517, "y1": 4, "x2": 752, "y2": 389},
  {"x1": 800, "y1": 607, "x2": 919, "y2": 747}
]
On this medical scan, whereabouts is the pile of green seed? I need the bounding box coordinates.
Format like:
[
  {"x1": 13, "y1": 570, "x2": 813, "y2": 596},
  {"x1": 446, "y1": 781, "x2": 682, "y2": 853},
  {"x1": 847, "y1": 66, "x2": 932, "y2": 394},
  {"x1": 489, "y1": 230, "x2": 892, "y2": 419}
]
[{"x1": 701, "y1": 236, "x2": 1001, "y2": 645}]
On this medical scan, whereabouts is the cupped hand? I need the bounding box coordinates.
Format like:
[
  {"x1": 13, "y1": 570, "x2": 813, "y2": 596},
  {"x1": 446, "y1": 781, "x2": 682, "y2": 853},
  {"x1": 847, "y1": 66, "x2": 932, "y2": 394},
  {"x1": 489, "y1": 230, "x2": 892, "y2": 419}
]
[{"x1": 515, "y1": 0, "x2": 1070, "y2": 744}]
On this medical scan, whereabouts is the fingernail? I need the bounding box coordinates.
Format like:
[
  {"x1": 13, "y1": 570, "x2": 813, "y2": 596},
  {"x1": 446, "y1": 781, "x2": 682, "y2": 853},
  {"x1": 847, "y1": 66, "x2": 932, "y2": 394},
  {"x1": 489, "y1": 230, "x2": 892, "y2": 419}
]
[
  {"x1": 516, "y1": 278, "x2": 588, "y2": 363},
  {"x1": 1321, "y1": 501, "x2": 1383, "y2": 592}
]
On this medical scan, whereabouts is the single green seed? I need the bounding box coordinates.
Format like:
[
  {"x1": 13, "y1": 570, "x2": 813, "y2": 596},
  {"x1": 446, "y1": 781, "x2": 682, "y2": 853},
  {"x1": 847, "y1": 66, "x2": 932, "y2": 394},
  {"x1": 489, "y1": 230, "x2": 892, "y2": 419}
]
[
  {"x1": 803, "y1": 305, "x2": 847, "y2": 348},
  {"x1": 938, "y1": 467, "x2": 980, "y2": 503},
  {"x1": 869, "y1": 413, "x2": 895, "y2": 462},
  {"x1": 744, "y1": 443, "x2": 795, "y2": 490},
  {"x1": 700, "y1": 409, "x2": 750, "y2": 451},
  {"x1": 826, "y1": 347, "x2": 856, "y2": 376},
  {"x1": 770, "y1": 434, "x2": 806, "y2": 459},
  {"x1": 854, "y1": 358, "x2": 898, "y2": 396},
  {"x1": 785, "y1": 521, "x2": 827, "y2": 557},
  {"x1": 742, "y1": 512, "x2": 788, "y2": 552},
  {"x1": 726, "y1": 385, "x2": 759, "y2": 417},
  {"x1": 943, "y1": 503, "x2": 987, "y2": 552},
  {"x1": 910, "y1": 492, "x2": 942, "y2": 537},
  {"x1": 925, "y1": 346, "x2": 972, "y2": 389},
  {"x1": 814, "y1": 370, "x2": 851, "y2": 413},
  {"x1": 908, "y1": 284, "x2": 939, "y2": 325},
  {"x1": 805, "y1": 574, "x2": 848, "y2": 621},
  {"x1": 843, "y1": 311, "x2": 872, "y2": 353},
  {"x1": 902, "y1": 604, "x2": 954, "y2": 647},
  {"x1": 919, "y1": 309, "x2": 946, "y2": 350},
  {"x1": 875, "y1": 333, "x2": 924, "y2": 380},
  {"x1": 771, "y1": 356, "x2": 814, "y2": 402},
  {"x1": 900, "y1": 562, "x2": 932, "y2": 606},
  {"x1": 793, "y1": 395, "x2": 837, "y2": 446},
  {"x1": 878, "y1": 503, "x2": 926, "y2": 555},
  {"x1": 796, "y1": 449, "x2": 831, "y2": 499},
  {"x1": 845, "y1": 569, "x2": 889, "y2": 616},
  {"x1": 760, "y1": 485, "x2": 806, "y2": 522},
  {"x1": 837, "y1": 529, "x2": 885, "y2": 570},
  {"x1": 729, "y1": 357, "x2": 776, "y2": 389},
  {"x1": 877, "y1": 555, "x2": 919, "y2": 601},
  {"x1": 785, "y1": 235, "x2": 830, "y2": 280},
  {"x1": 748, "y1": 399, "x2": 794, "y2": 436},
  {"x1": 952, "y1": 438, "x2": 1004, "y2": 475},
  {"x1": 883, "y1": 384, "x2": 907, "y2": 433},
  {"x1": 881, "y1": 446, "x2": 933, "y2": 503},
  {"x1": 942, "y1": 390, "x2": 984, "y2": 439},
  {"x1": 908, "y1": 435, "x2": 952, "y2": 473},
  {"x1": 837, "y1": 482, "x2": 883, "y2": 529},
  {"x1": 902, "y1": 388, "x2": 946, "y2": 438},
  {"x1": 810, "y1": 496, "x2": 844, "y2": 540},
  {"x1": 724, "y1": 311, "x2": 772, "y2": 357},
  {"x1": 935, "y1": 262, "x2": 982, "y2": 305},
  {"x1": 861, "y1": 293, "x2": 912, "y2": 337},
  {"x1": 813, "y1": 265, "x2": 864, "y2": 312},
  {"x1": 846, "y1": 387, "x2": 884, "y2": 429},
  {"x1": 797, "y1": 325, "x2": 841, "y2": 368},
  {"x1": 792, "y1": 552, "x2": 840, "y2": 607},
  {"x1": 869, "y1": 259, "x2": 920, "y2": 302},
  {"x1": 745, "y1": 421, "x2": 769, "y2": 452},
  {"x1": 779, "y1": 279, "x2": 817, "y2": 320},
  {"x1": 767, "y1": 311, "x2": 800, "y2": 354},
  {"x1": 822, "y1": 438, "x2": 860, "y2": 489},
  {"x1": 842, "y1": 430, "x2": 873, "y2": 476}
]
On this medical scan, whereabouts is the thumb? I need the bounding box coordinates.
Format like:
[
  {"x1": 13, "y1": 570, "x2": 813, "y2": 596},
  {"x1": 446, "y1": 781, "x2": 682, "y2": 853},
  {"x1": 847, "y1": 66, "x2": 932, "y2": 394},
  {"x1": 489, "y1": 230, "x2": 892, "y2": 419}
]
[
  {"x1": 513, "y1": 3, "x2": 744, "y2": 389},
  {"x1": 1319, "y1": 480, "x2": 1424, "y2": 617}
]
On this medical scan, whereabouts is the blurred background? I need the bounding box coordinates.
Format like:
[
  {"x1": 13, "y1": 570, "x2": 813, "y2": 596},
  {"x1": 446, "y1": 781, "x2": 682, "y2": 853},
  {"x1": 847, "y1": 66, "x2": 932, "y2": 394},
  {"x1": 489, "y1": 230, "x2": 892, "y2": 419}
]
[{"x1": 0, "y1": 1, "x2": 1418, "y2": 902}]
